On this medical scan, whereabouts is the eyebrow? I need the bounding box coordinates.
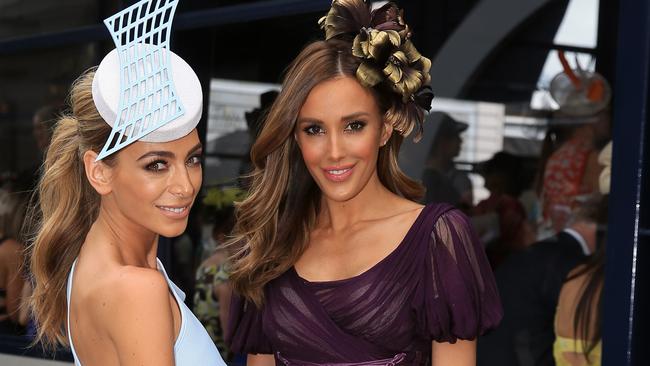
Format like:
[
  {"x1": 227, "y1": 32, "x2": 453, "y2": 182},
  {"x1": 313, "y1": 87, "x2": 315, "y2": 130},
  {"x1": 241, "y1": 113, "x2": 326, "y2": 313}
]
[
  {"x1": 297, "y1": 112, "x2": 371, "y2": 124},
  {"x1": 137, "y1": 142, "x2": 203, "y2": 161}
]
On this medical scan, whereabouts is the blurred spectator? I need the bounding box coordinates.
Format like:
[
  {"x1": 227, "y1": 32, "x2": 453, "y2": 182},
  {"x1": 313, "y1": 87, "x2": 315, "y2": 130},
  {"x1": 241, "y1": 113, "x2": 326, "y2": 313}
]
[
  {"x1": 519, "y1": 156, "x2": 543, "y2": 235},
  {"x1": 15, "y1": 104, "x2": 64, "y2": 194},
  {"x1": 553, "y1": 142, "x2": 611, "y2": 366},
  {"x1": 421, "y1": 112, "x2": 473, "y2": 209},
  {"x1": 194, "y1": 205, "x2": 236, "y2": 360},
  {"x1": 245, "y1": 90, "x2": 279, "y2": 140},
  {"x1": 472, "y1": 152, "x2": 530, "y2": 268},
  {"x1": 535, "y1": 124, "x2": 575, "y2": 196},
  {"x1": 32, "y1": 105, "x2": 62, "y2": 153},
  {"x1": 541, "y1": 109, "x2": 611, "y2": 235},
  {"x1": 239, "y1": 90, "x2": 279, "y2": 189},
  {"x1": 0, "y1": 189, "x2": 28, "y2": 334},
  {"x1": 477, "y1": 196, "x2": 602, "y2": 366},
  {"x1": 596, "y1": 142, "x2": 612, "y2": 196}
]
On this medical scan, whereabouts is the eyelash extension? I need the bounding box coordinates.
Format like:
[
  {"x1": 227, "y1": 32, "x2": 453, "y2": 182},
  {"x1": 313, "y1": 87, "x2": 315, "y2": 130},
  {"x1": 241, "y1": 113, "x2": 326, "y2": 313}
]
[
  {"x1": 145, "y1": 159, "x2": 167, "y2": 172},
  {"x1": 345, "y1": 120, "x2": 367, "y2": 132},
  {"x1": 187, "y1": 154, "x2": 203, "y2": 166},
  {"x1": 303, "y1": 124, "x2": 324, "y2": 135}
]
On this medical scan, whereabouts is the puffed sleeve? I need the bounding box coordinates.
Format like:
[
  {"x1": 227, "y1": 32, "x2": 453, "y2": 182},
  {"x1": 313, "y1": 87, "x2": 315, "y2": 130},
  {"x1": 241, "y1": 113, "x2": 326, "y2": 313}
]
[
  {"x1": 413, "y1": 208, "x2": 503, "y2": 343},
  {"x1": 226, "y1": 294, "x2": 273, "y2": 354}
]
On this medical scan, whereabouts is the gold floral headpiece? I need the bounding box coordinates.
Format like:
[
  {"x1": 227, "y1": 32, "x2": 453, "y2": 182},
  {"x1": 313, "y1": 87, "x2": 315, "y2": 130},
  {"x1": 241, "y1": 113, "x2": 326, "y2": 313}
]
[{"x1": 319, "y1": 0, "x2": 434, "y2": 111}]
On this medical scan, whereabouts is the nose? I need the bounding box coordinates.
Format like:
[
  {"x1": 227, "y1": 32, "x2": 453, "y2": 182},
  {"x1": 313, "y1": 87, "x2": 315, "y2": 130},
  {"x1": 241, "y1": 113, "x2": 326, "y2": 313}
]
[
  {"x1": 169, "y1": 165, "x2": 195, "y2": 197},
  {"x1": 327, "y1": 131, "x2": 345, "y2": 162}
]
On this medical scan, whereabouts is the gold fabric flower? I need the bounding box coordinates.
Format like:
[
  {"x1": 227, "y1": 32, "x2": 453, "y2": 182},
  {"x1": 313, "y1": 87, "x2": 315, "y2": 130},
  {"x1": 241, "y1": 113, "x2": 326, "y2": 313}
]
[
  {"x1": 383, "y1": 40, "x2": 432, "y2": 102},
  {"x1": 352, "y1": 28, "x2": 431, "y2": 102}
]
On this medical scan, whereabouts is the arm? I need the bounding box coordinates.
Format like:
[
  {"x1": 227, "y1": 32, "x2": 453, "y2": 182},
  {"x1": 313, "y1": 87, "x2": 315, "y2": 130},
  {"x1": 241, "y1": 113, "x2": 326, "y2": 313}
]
[
  {"x1": 18, "y1": 281, "x2": 32, "y2": 326},
  {"x1": 580, "y1": 151, "x2": 601, "y2": 194},
  {"x1": 247, "y1": 354, "x2": 275, "y2": 366},
  {"x1": 215, "y1": 281, "x2": 232, "y2": 336},
  {"x1": 432, "y1": 340, "x2": 476, "y2": 366},
  {"x1": 4, "y1": 240, "x2": 25, "y2": 322},
  {"x1": 101, "y1": 268, "x2": 176, "y2": 366}
]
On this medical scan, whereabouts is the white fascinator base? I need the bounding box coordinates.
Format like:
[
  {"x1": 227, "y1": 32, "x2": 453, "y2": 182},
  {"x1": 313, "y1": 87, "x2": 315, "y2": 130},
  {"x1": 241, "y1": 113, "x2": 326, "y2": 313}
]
[{"x1": 92, "y1": 47, "x2": 203, "y2": 144}]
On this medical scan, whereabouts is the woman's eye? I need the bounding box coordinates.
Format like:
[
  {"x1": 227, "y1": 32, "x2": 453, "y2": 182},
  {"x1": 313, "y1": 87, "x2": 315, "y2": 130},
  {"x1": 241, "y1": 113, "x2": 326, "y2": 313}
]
[
  {"x1": 303, "y1": 125, "x2": 324, "y2": 135},
  {"x1": 345, "y1": 121, "x2": 366, "y2": 132},
  {"x1": 187, "y1": 155, "x2": 202, "y2": 167},
  {"x1": 146, "y1": 160, "x2": 167, "y2": 172}
]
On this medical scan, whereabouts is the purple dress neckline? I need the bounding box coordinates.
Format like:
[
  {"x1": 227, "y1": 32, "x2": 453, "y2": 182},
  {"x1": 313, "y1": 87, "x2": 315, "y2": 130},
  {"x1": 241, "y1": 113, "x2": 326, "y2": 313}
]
[
  {"x1": 228, "y1": 203, "x2": 503, "y2": 366},
  {"x1": 292, "y1": 206, "x2": 428, "y2": 286}
]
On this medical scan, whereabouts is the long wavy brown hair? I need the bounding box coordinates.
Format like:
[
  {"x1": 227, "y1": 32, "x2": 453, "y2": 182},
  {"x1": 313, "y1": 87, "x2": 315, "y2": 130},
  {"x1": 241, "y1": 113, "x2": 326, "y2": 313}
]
[
  {"x1": 25, "y1": 69, "x2": 115, "y2": 350},
  {"x1": 228, "y1": 37, "x2": 427, "y2": 306}
]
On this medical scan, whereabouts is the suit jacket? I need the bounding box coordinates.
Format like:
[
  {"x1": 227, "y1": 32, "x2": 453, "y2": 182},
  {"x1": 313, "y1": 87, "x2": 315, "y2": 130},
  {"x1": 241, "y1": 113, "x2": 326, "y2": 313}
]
[{"x1": 477, "y1": 231, "x2": 587, "y2": 366}]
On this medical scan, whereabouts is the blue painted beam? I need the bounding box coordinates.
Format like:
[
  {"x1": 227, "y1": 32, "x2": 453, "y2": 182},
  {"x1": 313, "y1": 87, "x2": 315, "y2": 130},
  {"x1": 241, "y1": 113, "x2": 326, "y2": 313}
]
[
  {"x1": 0, "y1": 0, "x2": 331, "y2": 55},
  {"x1": 602, "y1": 0, "x2": 650, "y2": 364}
]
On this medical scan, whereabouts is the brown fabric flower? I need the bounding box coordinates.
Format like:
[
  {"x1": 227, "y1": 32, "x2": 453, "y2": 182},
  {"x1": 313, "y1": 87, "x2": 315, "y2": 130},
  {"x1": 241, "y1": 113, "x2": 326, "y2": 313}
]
[
  {"x1": 352, "y1": 28, "x2": 431, "y2": 103},
  {"x1": 383, "y1": 40, "x2": 432, "y2": 102},
  {"x1": 318, "y1": 0, "x2": 371, "y2": 40},
  {"x1": 369, "y1": 2, "x2": 410, "y2": 39},
  {"x1": 319, "y1": 0, "x2": 432, "y2": 109}
]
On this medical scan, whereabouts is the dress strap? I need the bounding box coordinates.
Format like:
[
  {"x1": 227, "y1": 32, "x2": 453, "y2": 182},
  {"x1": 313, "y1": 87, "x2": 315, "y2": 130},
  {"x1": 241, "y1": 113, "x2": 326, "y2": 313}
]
[{"x1": 66, "y1": 259, "x2": 82, "y2": 365}]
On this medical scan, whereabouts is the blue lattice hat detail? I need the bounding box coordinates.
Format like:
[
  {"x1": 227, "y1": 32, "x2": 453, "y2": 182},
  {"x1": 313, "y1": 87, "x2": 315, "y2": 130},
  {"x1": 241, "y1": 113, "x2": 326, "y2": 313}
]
[{"x1": 92, "y1": 0, "x2": 202, "y2": 161}]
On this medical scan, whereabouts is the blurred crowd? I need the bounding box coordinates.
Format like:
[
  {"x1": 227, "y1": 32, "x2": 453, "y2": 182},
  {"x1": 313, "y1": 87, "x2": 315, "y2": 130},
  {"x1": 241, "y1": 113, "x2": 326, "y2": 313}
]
[
  {"x1": 421, "y1": 106, "x2": 611, "y2": 366},
  {"x1": 0, "y1": 79, "x2": 612, "y2": 366}
]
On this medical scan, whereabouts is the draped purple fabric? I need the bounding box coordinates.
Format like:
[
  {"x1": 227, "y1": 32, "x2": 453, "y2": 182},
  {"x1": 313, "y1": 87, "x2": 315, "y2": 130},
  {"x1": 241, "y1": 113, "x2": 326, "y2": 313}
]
[{"x1": 227, "y1": 204, "x2": 502, "y2": 365}]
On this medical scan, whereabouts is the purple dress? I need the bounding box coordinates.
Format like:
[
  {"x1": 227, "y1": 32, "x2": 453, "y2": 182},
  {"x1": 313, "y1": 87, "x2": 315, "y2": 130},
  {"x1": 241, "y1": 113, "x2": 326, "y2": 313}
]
[{"x1": 228, "y1": 204, "x2": 502, "y2": 365}]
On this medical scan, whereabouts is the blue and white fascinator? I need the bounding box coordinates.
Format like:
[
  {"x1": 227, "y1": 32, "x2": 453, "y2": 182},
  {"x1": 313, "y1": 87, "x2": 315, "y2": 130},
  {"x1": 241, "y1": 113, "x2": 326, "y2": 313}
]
[{"x1": 92, "y1": 0, "x2": 202, "y2": 160}]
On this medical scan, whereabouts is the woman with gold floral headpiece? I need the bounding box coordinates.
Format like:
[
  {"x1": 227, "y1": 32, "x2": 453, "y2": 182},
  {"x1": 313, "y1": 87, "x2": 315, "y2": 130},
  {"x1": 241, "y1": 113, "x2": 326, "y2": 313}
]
[{"x1": 226, "y1": 1, "x2": 502, "y2": 365}]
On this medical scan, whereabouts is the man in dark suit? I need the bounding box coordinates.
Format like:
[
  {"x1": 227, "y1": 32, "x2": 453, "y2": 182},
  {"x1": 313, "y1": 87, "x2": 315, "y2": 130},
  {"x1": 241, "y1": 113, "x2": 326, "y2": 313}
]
[{"x1": 477, "y1": 202, "x2": 598, "y2": 366}]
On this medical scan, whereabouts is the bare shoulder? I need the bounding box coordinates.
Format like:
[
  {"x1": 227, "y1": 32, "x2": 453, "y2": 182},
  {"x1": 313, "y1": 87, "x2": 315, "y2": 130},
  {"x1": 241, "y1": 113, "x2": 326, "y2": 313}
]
[
  {"x1": 393, "y1": 197, "x2": 425, "y2": 213},
  {"x1": 379, "y1": 197, "x2": 424, "y2": 223},
  {"x1": 556, "y1": 265, "x2": 594, "y2": 337},
  {"x1": 0, "y1": 238, "x2": 23, "y2": 269},
  {"x1": 85, "y1": 265, "x2": 171, "y2": 328},
  {"x1": 0, "y1": 238, "x2": 22, "y2": 256},
  {"x1": 561, "y1": 265, "x2": 591, "y2": 299},
  {"x1": 94, "y1": 264, "x2": 169, "y2": 304},
  {"x1": 85, "y1": 264, "x2": 175, "y2": 363},
  {"x1": 112, "y1": 265, "x2": 169, "y2": 297},
  {"x1": 200, "y1": 250, "x2": 228, "y2": 268}
]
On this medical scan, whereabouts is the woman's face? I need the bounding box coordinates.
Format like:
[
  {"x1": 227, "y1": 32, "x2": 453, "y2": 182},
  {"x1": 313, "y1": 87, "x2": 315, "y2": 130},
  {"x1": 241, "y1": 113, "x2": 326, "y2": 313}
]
[
  {"x1": 295, "y1": 76, "x2": 392, "y2": 203},
  {"x1": 106, "y1": 129, "x2": 203, "y2": 238}
]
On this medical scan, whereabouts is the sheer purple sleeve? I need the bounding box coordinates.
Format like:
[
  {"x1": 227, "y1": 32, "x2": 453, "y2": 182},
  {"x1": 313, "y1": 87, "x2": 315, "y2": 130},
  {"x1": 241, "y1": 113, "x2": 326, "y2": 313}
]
[
  {"x1": 226, "y1": 294, "x2": 273, "y2": 354},
  {"x1": 414, "y1": 209, "x2": 503, "y2": 343}
]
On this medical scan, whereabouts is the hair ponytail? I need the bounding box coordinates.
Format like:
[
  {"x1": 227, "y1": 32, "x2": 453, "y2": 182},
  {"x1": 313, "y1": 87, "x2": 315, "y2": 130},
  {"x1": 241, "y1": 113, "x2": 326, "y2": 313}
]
[{"x1": 26, "y1": 69, "x2": 114, "y2": 349}]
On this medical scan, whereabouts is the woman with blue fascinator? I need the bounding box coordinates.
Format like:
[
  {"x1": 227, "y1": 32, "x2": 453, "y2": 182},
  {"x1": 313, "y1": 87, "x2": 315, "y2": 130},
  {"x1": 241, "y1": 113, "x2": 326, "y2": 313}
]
[
  {"x1": 227, "y1": 0, "x2": 502, "y2": 365},
  {"x1": 26, "y1": 0, "x2": 226, "y2": 365}
]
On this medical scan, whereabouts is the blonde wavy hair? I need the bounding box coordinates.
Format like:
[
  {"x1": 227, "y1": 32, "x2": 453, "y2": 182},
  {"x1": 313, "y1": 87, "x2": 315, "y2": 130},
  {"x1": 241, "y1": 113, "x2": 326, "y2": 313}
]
[
  {"x1": 25, "y1": 69, "x2": 116, "y2": 350},
  {"x1": 228, "y1": 37, "x2": 426, "y2": 307}
]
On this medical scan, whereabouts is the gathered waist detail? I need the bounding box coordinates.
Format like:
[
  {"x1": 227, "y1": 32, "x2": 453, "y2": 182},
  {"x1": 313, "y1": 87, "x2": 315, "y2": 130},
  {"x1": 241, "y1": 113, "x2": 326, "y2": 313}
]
[{"x1": 276, "y1": 352, "x2": 408, "y2": 366}]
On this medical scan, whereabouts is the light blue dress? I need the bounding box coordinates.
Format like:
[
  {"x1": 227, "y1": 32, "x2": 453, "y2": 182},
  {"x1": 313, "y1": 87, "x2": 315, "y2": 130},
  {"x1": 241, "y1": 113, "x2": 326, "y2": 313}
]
[{"x1": 66, "y1": 258, "x2": 226, "y2": 366}]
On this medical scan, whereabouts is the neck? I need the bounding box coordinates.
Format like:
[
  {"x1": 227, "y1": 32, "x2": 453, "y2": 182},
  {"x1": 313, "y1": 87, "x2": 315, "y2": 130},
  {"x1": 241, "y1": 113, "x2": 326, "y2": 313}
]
[
  {"x1": 568, "y1": 221, "x2": 597, "y2": 253},
  {"x1": 318, "y1": 172, "x2": 396, "y2": 231},
  {"x1": 86, "y1": 199, "x2": 159, "y2": 269},
  {"x1": 573, "y1": 125, "x2": 595, "y2": 142}
]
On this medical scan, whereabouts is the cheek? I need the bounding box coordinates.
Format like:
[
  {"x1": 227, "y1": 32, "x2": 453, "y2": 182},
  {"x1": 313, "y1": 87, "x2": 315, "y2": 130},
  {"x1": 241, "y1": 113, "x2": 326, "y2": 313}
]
[
  {"x1": 131, "y1": 176, "x2": 165, "y2": 202},
  {"x1": 349, "y1": 133, "x2": 381, "y2": 161},
  {"x1": 296, "y1": 137, "x2": 323, "y2": 167},
  {"x1": 114, "y1": 170, "x2": 165, "y2": 205},
  {"x1": 190, "y1": 167, "x2": 203, "y2": 194}
]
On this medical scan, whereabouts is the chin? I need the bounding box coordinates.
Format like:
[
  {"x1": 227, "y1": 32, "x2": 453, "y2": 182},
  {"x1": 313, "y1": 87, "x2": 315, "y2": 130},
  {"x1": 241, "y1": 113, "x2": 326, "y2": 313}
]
[
  {"x1": 155, "y1": 222, "x2": 189, "y2": 238},
  {"x1": 320, "y1": 186, "x2": 361, "y2": 203}
]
